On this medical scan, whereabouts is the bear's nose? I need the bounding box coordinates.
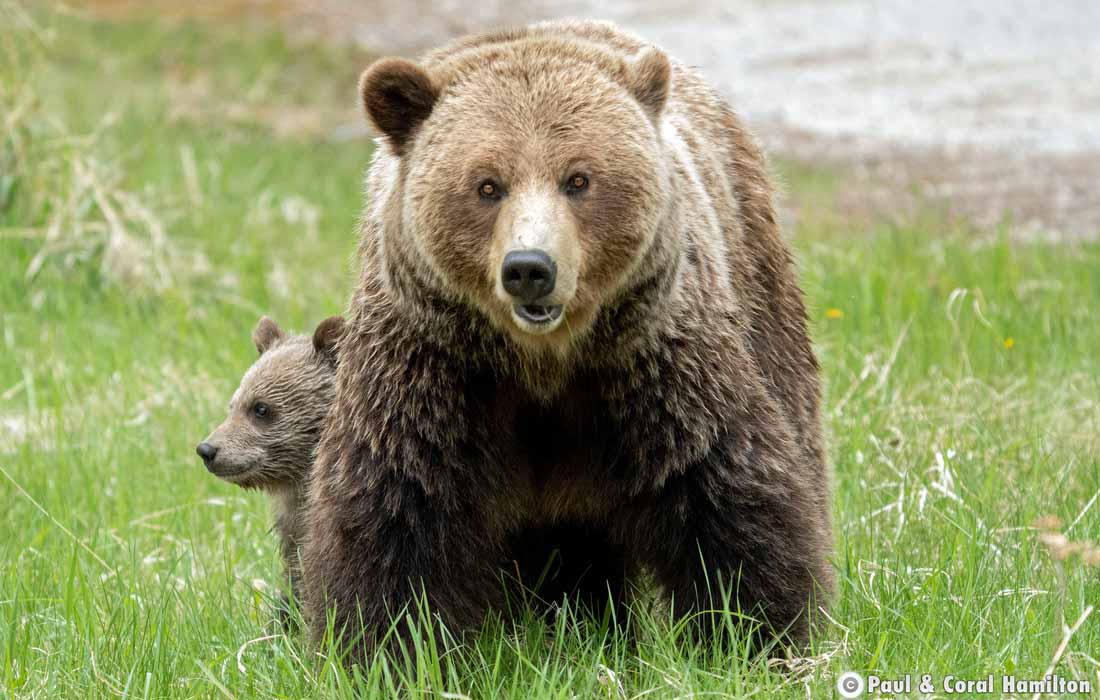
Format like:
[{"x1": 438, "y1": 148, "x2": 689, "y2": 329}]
[
  {"x1": 501, "y1": 249, "x2": 556, "y2": 303},
  {"x1": 196, "y1": 442, "x2": 218, "y2": 466}
]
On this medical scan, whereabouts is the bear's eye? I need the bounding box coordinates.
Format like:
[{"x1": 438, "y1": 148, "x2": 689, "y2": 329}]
[
  {"x1": 565, "y1": 174, "x2": 589, "y2": 195},
  {"x1": 478, "y1": 179, "x2": 503, "y2": 201},
  {"x1": 252, "y1": 402, "x2": 272, "y2": 420}
]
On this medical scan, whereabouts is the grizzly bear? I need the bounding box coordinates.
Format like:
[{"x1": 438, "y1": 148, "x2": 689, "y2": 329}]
[
  {"x1": 197, "y1": 315, "x2": 344, "y2": 613},
  {"x1": 302, "y1": 20, "x2": 833, "y2": 661}
]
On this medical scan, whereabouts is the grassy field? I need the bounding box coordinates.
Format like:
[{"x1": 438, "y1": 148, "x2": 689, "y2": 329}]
[{"x1": 2, "y1": 4, "x2": 1099, "y2": 698}]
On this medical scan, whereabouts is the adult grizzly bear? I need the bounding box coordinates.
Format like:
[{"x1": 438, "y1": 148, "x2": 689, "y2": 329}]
[{"x1": 302, "y1": 20, "x2": 833, "y2": 661}]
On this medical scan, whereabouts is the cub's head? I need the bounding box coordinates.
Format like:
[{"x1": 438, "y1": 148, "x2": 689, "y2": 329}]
[
  {"x1": 195, "y1": 315, "x2": 345, "y2": 490},
  {"x1": 361, "y1": 34, "x2": 672, "y2": 352}
]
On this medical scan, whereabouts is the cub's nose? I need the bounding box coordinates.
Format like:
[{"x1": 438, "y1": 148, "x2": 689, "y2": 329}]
[
  {"x1": 501, "y1": 249, "x2": 557, "y2": 303},
  {"x1": 196, "y1": 442, "x2": 218, "y2": 465}
]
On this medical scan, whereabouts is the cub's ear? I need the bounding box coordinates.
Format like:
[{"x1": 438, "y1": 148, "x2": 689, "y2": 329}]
[
  {"x1": 627, "y1": 47, "x2": 671, "y2": 121},
  {"x1": 359, "y1": 57, "x2": 440, "y2": 156},
  {"x1": 252, "y1": 316, "x2": 285, "y2": 355},
  {"x1": 312, "y1": 315, "x2": 346, "y2": 362}
]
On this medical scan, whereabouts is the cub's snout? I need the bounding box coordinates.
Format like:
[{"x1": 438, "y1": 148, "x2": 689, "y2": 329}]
[{"x1": 195, "y1": 441, "x2": 218, "y2": 468}]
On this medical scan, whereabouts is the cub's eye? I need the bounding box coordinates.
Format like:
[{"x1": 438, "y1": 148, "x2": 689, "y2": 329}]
[
  {"x1": 478, "y1": 179, "x2": 503, "y2": 201},
  {"x1": 252, "y1": 402, "x2": 271, "y2": 419},
  {"x1": 565, "y1": 174, "x2": 589, "y2": 194}
]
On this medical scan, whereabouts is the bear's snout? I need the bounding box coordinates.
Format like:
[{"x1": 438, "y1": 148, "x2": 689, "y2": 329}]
[
  {"x1": 501, "y1": 249, "x2": 556, "y2": 303},
  {"x1": 196, "y1": 441, "x2": 219, "y2": 468},
  {"x1": 501, "y1": 249, "x2": 566, "y2": 329}
]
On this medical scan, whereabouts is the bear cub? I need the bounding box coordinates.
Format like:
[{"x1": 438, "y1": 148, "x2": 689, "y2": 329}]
[{"x1": 196, "y1": 315, "x2": 344, "y2": 613}]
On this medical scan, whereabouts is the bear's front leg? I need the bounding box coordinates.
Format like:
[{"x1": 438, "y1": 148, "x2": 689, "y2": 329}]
[
  {"x1": 625, "y1": 435, "x2": 834, "y2": 651},
  {"x1": 302, "y1": 461, "x2": 504, "y2": 665},
  {"x1": 299, "y1": 314, "x2": 507, "y2": 666}
]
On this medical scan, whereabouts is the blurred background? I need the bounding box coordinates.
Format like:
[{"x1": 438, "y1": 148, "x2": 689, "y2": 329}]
[
  {"x1": 80, "y1": 0, "x2": 1100, "y2": 239},
  {"x1": 336, "y1": 0, "x2": 1100, "y2": 239}
]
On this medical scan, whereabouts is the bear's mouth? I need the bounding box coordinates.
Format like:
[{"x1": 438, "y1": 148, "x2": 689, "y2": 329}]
[{"x1": 513, "y1": 303, "x2": 563, "y2": 326}]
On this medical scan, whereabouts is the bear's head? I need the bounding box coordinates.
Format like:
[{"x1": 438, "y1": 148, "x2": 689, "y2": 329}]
[
  {"x1": 195, "y1": 315, "x2": 345, "y2": 489},
  {"x1": 361, "y1": 34, "x2": 673, "y2": 353}
]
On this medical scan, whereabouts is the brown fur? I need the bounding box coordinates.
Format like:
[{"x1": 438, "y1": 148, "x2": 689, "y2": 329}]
[
  {"x1": 303, "y1": 20, "x2": 833, "y2": 662},
  {"x1": 199, "y1": 315, "x2": 345, "y2": 611}
]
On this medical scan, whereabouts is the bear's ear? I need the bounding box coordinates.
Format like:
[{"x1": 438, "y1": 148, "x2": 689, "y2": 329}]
[
  {"x1": 359, "y1": 58, "x2": 440, "y2": 156},
  {"x1": 312, "y1": 315, "x2": 346, "y2": 362},
  {"x1": 252, "y1": 316, "x2": 285, "y2": 355},
  {"x1": 627, "y1": 48, "x2": 671, "y2": 121}
]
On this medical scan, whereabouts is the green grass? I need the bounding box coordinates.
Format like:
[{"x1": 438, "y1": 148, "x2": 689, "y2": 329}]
[{"x1": 2, "y1": 4, "x2": 1099, "y2": 698}]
